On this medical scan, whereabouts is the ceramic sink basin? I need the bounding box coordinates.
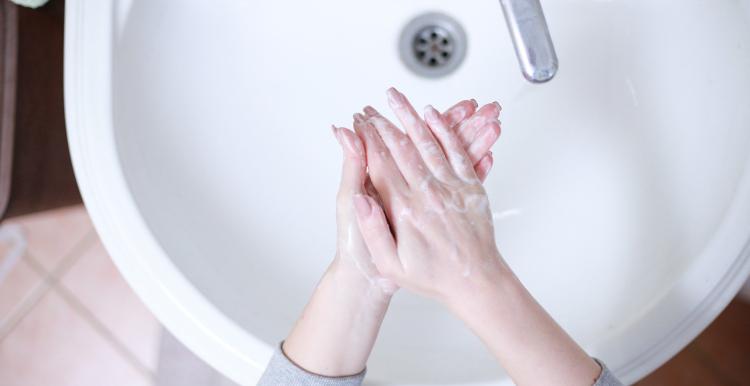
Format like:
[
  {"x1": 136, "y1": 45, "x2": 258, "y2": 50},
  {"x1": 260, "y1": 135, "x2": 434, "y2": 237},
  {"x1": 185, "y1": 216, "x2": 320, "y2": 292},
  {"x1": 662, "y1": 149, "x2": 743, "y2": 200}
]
[{"x1": 64, "y1": 0, "x2": 750, "y2": 384}]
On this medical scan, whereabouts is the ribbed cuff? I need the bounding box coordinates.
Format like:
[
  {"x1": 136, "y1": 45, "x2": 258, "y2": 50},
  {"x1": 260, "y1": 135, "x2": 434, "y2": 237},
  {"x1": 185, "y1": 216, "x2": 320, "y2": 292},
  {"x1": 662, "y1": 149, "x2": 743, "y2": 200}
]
[
  {"x1": 256, "y1": 342, "x2": 366, "y2": 386},
  {"x1": 593, "y1": 358, "x2": 624, "y2": 386}
]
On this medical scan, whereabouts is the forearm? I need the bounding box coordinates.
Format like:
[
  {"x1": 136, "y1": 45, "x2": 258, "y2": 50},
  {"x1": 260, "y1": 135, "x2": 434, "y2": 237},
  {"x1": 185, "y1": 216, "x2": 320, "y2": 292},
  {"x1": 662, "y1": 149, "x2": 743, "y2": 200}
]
[
  {"x1": 283, "y1": 259, "x2": 392, "y2": 377},
  {"x1": 446, "y1": 257, "x2": 601, "y2": 386}
]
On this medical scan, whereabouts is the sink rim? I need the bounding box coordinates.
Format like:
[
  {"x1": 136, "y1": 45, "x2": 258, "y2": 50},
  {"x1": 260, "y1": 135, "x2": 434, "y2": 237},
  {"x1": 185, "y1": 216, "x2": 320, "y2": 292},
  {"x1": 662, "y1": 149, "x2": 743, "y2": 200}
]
[
  {"x1": 64, "y1": 2, "x2": 271, "y2": 384},
  {"x1": 64, "y1": 1, "x2": 750, "y2": 385}
]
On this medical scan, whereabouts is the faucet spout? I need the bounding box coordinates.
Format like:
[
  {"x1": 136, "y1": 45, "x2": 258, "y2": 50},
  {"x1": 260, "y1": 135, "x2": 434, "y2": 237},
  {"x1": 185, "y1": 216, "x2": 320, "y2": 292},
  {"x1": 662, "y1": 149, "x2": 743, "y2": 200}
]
[{"x1": 499, "y1": 0, "x2": 558, "y2": 83}]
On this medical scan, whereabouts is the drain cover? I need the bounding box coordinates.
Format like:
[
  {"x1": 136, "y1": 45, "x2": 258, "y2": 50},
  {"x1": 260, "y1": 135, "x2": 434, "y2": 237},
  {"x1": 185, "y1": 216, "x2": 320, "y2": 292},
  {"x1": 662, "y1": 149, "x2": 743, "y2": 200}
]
[{"x1": 399, "y1": 13, "x2": 467, "y2": 78}]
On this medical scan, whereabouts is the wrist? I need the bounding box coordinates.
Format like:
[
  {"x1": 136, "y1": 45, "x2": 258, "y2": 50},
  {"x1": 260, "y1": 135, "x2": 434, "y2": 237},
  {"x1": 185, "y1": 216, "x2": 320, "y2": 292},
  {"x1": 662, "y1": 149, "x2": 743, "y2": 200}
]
[
  {"x1": 283, "y1": 256, "x2": 393, "y2": 377},
  {"x1": 440, "y1": 251, "x2": 518, "y2": 318},
  {"x1": 440, "y1": 255, "x2": 601, "y2": 386},
  {"x1": 326, "y1": 257, "x2": 395, "y2": 304}
]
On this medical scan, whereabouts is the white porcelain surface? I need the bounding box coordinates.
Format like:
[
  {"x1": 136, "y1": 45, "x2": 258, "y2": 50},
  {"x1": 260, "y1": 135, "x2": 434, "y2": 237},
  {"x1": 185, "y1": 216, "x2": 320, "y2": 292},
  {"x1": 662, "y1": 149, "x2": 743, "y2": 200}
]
[{"x1": 65, "y1": 1, "x2": 750, "y2": 385}]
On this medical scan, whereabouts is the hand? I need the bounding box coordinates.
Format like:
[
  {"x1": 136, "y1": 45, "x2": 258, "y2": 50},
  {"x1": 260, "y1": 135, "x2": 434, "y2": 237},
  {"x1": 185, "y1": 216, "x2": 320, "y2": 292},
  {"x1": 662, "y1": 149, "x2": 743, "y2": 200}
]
[
  {"x1": 282, "y1": 94, "x2": 502, "y2": 377},
  {"x1": 351, "y1": 88, "x2": 601, "y2": 386},
  {"x1": 331, "y1": 95, "x2": 501, "y2": 297},
  {"x1": 351, "y1": 88, "x2": 505, "y2": 302}
]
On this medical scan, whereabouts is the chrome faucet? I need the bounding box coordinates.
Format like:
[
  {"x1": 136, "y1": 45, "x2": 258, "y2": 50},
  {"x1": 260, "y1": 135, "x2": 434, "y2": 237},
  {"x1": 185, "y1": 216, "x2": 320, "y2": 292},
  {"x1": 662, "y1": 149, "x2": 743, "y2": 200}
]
[{"x1": 499, "y1": 0, "x2": 558, "y2": 83}]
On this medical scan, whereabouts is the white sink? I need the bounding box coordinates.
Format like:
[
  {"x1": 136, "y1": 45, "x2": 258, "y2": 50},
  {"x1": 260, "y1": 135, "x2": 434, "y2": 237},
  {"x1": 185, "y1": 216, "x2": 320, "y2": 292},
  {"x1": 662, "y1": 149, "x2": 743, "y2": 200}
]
[{"x1": 64, "y1": 1, "x2": 750, "y2": 384}]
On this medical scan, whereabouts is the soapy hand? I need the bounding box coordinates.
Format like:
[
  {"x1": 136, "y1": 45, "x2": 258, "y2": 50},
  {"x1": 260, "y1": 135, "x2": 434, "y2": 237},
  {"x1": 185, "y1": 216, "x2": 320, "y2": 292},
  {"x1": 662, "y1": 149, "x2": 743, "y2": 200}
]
[
  {"x1": 331, "y1": 94, "x2": 501, "y2": 297},
  {"x1": 282, "y1": 89, "x2": 608, "y2": 386},
  {"x1": 351, "y1": 88, "x2": 505, "y2": 302}
]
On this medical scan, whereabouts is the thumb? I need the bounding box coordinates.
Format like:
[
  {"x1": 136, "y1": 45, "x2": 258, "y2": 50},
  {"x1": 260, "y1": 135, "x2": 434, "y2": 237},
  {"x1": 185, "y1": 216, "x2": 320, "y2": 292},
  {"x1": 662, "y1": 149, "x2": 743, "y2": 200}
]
[
  {"x1": 333, "y1": 126, "x2": 366, "y2": 196},
  {"x1": 352, "y1": 194, "x2": 403, "y2": 279}
]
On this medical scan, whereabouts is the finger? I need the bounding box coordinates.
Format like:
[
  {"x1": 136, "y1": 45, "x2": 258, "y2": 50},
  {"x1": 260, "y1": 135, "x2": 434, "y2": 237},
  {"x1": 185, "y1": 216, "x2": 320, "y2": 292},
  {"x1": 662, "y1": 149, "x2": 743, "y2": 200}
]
[
  {"x1": 474, "y1": 152, "x2": 494, "y2": 182},
  {"x1": 363, "y1": 105, "x2": 379, "y2": 119},
  {"x1": 467, "y1": 121, "x2": 501, "y2": 164},
  {"x1": 457, "y1": 102, "x2": 501, "y2": 149},
  {"x1": 423, "y1": 105, "x2": 476, "y2": 181},
  {"x1": 362, "y1": 106, "x2": 431, "y2": 186},
  {"x1": 443, "y1": 99, "x2": 478, "y2": 130},
  {"x1": 386, "y1": 87, "x2": 456, "y2": 182},
  {"x1": 352, "y1": 113, "x2": 408, "y2": 202},
  {"x1": 352, "y1": 194, "x2": 403, "y2": 279},
  {"x1": 332, "y1": 126, "x2": 366, "y2": 197}
]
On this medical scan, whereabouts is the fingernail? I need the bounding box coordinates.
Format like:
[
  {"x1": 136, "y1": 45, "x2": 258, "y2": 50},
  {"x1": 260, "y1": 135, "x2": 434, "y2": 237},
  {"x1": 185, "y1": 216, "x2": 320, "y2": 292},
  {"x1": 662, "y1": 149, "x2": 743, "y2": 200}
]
[
  {"x1": 470, "y1": 99, "x2": 478, "y2": 108},
  {"x1": 493, "y1": 101, "x2": 502, "y2": 111},
  {"x1": 386, "y1": 87, "x2": 402, "y2": 105},
  {"x1": 331, "y1": 125, "x2": 342, "y2": 143},
  {"x1": 364, "y1": 106, "x2": 377, "y2": 116},
  {"x1": 424, "y1": 105, "x2": 439, "y2": 120},
  {"x1": 340, "y1": 129, "x2": 359, "y2": 154},
  {"x1": 352, "y1": 194, "x2": 372, "y2": 216}
]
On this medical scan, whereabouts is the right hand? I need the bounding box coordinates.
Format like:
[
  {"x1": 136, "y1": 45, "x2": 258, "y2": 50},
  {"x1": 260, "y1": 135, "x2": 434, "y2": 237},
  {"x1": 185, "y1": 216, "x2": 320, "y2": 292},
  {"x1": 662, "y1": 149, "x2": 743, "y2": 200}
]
[
  {"x1": 353, "y1": 89, "x2": 604, "y2": 386},
  {"x1": 331, "y1": 92, "x2": 502, "y2": 297},
  {"x1": 352, "y1": 88, "x2": 506, "y2": 303}
]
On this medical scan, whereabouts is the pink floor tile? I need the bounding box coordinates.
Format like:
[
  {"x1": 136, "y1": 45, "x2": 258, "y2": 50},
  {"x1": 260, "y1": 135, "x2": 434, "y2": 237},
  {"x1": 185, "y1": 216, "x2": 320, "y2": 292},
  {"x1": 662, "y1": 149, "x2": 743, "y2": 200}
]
[
  {"x1": 5, "y1": 206, "x2": 93, "y2": 271},
  {"x1": 61, "y1": 238, "x2": 162, "y2": 372},
  {"x1": 0, "y1": 258, "x2": 42, "y2": 326},
  {"x1": 0, "y1": 289, "x2": 152, "y2": 386}
]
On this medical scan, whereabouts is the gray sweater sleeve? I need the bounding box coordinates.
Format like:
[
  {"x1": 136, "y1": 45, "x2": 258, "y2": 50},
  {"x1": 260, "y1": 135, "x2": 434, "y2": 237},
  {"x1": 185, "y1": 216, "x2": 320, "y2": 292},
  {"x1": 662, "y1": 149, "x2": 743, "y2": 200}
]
[
  {"x1": 593, "y1": 359, "x2": 624, "y2": 386},
  {"x1": 257, "y1": 344, "x2": 366, "y2": 386},
  {"x1": 257, "y1": 344, "x2": 622, "y2": 386}
]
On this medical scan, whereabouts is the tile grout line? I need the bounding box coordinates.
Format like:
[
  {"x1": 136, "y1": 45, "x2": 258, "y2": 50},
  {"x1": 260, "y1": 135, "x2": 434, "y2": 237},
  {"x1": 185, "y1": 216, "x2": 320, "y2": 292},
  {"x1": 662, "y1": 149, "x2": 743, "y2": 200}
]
[
  {"x1": 54, "y1": 278, "x2": 157, "y2": 381},
  {"x1": 0, "y1": 229, "x2": 97, "y2": 340},
  {"x1": 1, "y1": 210, "x2": 158, "y2": 383},
  {"x1": 23, "y1": 230, "x2": 157, "y2": 382},
  {"x1": 0, "y1": 263, "x2": 54, "y2": 337}
]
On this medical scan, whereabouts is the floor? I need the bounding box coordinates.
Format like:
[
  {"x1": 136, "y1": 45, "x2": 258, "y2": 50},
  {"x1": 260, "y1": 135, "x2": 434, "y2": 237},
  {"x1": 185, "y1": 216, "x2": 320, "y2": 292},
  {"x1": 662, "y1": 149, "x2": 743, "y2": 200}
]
[
  {"x1": 0, "y1": 205, "x2": 747, "y2": 386},
  {"x1": 0, "y1": 206, "x2": 160, "y2": 386}
]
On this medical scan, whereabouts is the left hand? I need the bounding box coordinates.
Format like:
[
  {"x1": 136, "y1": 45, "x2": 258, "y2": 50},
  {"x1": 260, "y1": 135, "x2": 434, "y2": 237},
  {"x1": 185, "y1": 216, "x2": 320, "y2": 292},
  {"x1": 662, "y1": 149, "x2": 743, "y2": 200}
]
[
  {"x1": 347, "y1": 88, "x2": 504, "y2": 302},
  {"x1": 331, "y1": 94, "x2": 501, "y2": 296},
  {"x1": 282, "y1": 90, "x2": 502, "y2": 377}
]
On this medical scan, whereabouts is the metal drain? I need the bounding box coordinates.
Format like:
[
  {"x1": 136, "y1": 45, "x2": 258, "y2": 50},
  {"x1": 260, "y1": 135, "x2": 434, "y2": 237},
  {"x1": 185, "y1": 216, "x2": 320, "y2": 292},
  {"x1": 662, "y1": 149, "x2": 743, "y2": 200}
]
[
  {"x1": 414, "y1": 25, "x2": 454, "y2": 68},
  {"x1": 399, "y1": 13, "x2": 467, "y2": 78}
]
